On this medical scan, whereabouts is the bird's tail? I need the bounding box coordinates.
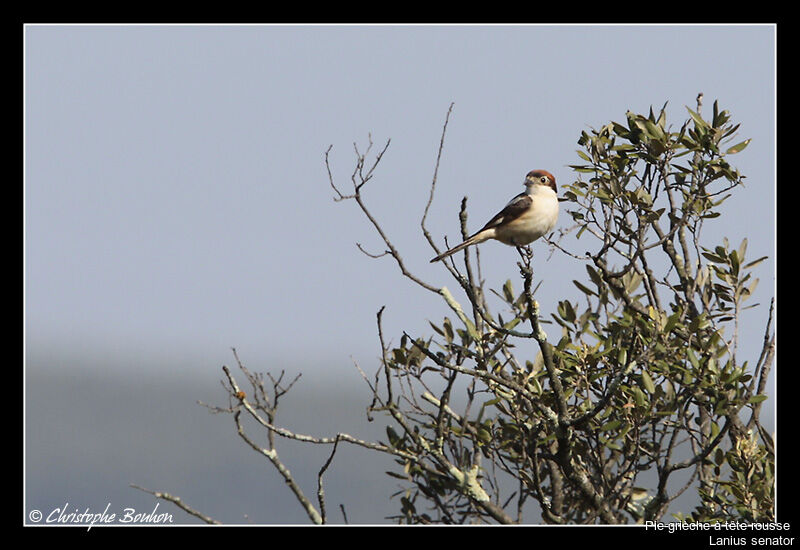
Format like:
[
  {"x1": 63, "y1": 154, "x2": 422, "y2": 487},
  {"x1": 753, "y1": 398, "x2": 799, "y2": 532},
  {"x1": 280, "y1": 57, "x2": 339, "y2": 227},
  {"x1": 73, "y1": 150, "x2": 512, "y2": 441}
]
[{"x1": 430, "y1": 231, "x2": 490, "y2": 263}]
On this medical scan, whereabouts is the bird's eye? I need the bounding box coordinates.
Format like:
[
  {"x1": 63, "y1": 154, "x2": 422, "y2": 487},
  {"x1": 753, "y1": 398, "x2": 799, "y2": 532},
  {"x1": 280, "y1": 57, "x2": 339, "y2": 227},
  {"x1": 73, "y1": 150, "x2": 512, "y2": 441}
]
[{"x1": 540, "y1": 176, "x2": 548, "y2": 184}]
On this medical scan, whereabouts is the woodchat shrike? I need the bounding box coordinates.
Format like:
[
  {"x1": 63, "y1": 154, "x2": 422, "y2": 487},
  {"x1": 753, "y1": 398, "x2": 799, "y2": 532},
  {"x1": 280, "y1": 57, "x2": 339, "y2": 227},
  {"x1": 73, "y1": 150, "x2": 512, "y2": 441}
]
[{"x1": 430, "y1": 170, "x2": 559, "y2": 263}]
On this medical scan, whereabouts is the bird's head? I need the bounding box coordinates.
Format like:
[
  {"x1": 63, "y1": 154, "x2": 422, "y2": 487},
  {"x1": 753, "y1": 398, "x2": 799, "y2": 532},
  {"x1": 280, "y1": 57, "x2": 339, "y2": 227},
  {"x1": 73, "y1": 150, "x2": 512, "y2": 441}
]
[{"x1": 524, "y1": 170, "x2": 557, "y2": 193}]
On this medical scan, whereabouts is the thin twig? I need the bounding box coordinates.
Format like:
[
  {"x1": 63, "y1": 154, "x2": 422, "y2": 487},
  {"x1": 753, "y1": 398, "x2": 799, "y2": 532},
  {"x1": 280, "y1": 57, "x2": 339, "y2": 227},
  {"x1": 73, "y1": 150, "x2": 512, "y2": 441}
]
[
  {"x1": 422, "y1": 102, "x2": 455, "y2": 256},
  {"x1": 130, "y1": 484, "x2": 221, "y2": 525},
  {"x1": 325, "y1": 138, "x2": 440, "y2": 294},
  {"x1": 318, "y1": 435, "x2": 342, "y2": 524}
]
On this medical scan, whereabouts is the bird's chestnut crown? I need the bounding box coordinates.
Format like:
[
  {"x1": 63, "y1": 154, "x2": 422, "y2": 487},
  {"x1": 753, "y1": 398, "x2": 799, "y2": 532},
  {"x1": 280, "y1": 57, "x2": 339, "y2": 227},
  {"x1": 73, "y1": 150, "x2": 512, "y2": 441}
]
[{"x1": 525, "y1": 170, "x2": 557, "y2": 192}]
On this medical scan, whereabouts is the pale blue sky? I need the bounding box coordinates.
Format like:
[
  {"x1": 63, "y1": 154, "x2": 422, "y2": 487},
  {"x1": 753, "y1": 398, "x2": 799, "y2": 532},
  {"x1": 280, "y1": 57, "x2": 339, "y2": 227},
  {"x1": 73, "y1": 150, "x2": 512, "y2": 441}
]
[
  {"x1": 25, "y1": 24, "x2": 775, "y2": 378},
  {"x1": 24, "y1": 23, "x2": 776, "y2": 526}
]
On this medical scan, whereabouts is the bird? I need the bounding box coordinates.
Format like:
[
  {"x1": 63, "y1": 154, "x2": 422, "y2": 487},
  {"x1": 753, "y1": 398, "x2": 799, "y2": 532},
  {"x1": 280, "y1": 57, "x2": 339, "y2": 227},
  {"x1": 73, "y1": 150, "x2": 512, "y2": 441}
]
[{"x1": 430, "y1": 170, "x2": 559, "y2": 263}]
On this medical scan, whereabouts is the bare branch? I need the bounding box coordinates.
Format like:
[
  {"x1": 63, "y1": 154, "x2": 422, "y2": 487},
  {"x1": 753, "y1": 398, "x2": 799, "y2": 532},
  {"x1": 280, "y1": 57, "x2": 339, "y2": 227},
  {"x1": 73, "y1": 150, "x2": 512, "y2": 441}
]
[
  {"x1": 231, "y1": 409, "x2": 323, "y2": 524},
  {"x1": 130, "y1": 484, "x2": 220, "y2": 525},
  {"x1": 422, "y1": 102, "x2": 455, "y2": 257},
  {"x1": 325, "y1": 138, "x2": 440, "y2": 294},
  {"x1": 317, "y1": 435, "x2": 342, "y2": 524}
]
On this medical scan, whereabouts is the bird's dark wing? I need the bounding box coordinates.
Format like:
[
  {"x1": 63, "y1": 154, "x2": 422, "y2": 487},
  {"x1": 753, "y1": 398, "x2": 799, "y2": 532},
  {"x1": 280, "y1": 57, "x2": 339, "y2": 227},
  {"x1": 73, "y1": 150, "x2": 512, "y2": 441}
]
[{"x1": 475, "y1": 193, "x2": 532, "y2": 234}]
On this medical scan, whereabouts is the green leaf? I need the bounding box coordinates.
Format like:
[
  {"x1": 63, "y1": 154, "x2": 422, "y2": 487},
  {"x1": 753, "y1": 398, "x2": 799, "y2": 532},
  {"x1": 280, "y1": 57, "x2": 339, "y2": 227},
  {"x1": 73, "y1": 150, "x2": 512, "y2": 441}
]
[
  {"x1": 702, "y1": 251, "x2": 726, "y2": 264},
  {"x1": 599, "y1": 419, "x2": 623, "y2": 432},
  {"x1": 392, "y1": 348, "x2": 406, "y2": 364},
  {"x1": 744, "y1": 278, "x2": 760, "y2": 299},
  {"x1": 586, "y1": 264, "x2": 602, "y2": 287},
  {"x1": 641, "y1": 371, "x2": 656, "y2": 394},
  {"x1": 729, "y1": 250, "x2": 740, "y2": 276},
  {"x1": 573, "y1": 280, "x2": 597, "y2": 297},
  {"x1": 503, "y1": 317, "x2": 521, "y2": 330},
  {"x1": 477, "y1": 426, "x2": 492, "y2": 444},
  {"x1": 743, "y1": 256, "x2": 768, "y2": 270},
  {"x1": 429, "y1": 321, "x2": 444, "y2": 337},
  {"x1": 644, "y1": 118, "x2": 665, "y2": 141},
  {"x1": 464, "y1": 318, "x2": 480, "y2": 341},
  {"x1": 687, "y1": 348, "x2": 700, "y2": 369},
  {"x1": 749, "y1": 394, "x2": 768, "y2": 404},
  {"x1": 386, "y1": 426, "x2": 400, "y2": 447},
  {"x1": 664, "y1": 312, "x2": 682, "y2": 333},
  {"x1": 502, "y1": 279, "x2": 514, "y2": 302},
  {"x1": 737, "y1": 238, "x2": 748, "y2": 261},
  {"x1": 632, "y1": 387, "x2": 648, "y2": 408},
  {"x1": 443, "y1": 317, "x2": 454, "y2": 343},
  {"x1": 712, "y1": 101, "x2": 732, "y2": 129},
  {"x1": 559, "y1": 300, "x2": 577, "y2": 323},
  {"x1": 689, "y1": 314, "x2": 710, "y2": 332},
  {"x1": 624, "y1": 272, "x2": 643, "y2": 294},
  {"x1": 483, "y1": 397, "x2": 503, "y2": 408},
  {"x1": 726, "y1": 139, "x2": 751, "y2": 155},
  {"x1": 686, "y1": 107, "x2": 709, "y2": 130}
]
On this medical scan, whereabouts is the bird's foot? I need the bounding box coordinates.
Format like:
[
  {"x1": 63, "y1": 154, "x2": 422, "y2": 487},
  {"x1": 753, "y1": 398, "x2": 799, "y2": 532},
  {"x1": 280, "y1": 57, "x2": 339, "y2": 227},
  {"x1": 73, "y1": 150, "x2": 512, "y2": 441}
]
[{"x1": 515, "y1": 246, "x2": 534, "y2": 277}]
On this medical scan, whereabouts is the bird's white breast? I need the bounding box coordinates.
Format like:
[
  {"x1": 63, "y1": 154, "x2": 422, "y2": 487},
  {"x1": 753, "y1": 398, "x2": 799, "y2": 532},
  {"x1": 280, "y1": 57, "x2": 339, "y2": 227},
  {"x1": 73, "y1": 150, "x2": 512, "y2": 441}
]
[{"x1": 496, "y1": 186, "x2": 559, "y2": 245}]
